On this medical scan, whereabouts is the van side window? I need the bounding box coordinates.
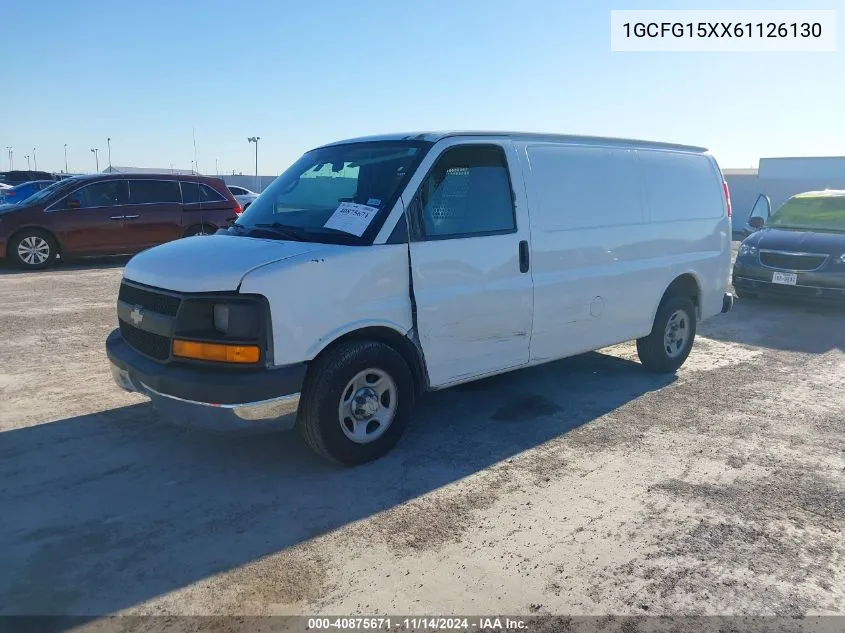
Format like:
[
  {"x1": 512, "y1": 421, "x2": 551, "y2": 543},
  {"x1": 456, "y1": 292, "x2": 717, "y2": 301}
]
[
  {"x1": 181, "y1": 182, "x2": 225, "y2": 204},
  {"x1": 128, "y1": 180, "x2": 181, "y2": 204},
  {"x1": 72, "y1": 180, "x2": 128, "y2": 208},
  {"x1": 416, "y1": 145, "x2": 515, "y2": 239}
]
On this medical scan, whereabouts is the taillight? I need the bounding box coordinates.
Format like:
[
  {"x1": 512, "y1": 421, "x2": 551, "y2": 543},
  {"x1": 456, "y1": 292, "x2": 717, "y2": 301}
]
[
  {"x1": 234, "y1": 204, "x2": 242, "y2": 215},
  {"x1": 722, "y1": 180, "x2": 732, "y2": 218}
]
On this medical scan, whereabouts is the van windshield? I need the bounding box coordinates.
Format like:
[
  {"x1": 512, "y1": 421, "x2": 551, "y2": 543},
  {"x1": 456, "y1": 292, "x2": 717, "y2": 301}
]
[
  {"x1": 232, "y1": 141, "x2": 431, "y2": 244},
  {"x1": 768, "y1": 194, "x2": 845, "y2": 233}
]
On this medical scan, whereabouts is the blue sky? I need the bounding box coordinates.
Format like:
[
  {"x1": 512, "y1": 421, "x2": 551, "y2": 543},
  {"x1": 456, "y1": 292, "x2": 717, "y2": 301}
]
[{"x1": 2, "y1": 0, "x2": 842, "y2": 174}]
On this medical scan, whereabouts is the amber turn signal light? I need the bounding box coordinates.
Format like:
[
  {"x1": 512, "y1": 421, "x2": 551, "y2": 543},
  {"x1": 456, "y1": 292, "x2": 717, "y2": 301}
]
[{"x1": 172, "y1": 339, "x2": 260, "y2": 364}]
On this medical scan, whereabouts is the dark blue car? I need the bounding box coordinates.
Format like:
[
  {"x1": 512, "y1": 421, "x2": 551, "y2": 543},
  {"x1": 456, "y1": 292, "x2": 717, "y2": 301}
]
[
  {"x1": 733, "y1": 190, "x2": 845, "y2": 303},
  {"x1": 0, "y1": 180, "x2": 56, "y2": 205}
]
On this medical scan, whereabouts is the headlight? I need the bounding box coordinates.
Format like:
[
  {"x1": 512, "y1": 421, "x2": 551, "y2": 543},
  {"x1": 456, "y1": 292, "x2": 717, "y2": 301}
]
[
  {"x1": 213, "y1": 304, "x2": 229, "y2": 333},
  {"x1": 838, "y1": 253, "x2": 845, "y2": 265},
  {"x1": 738, "y1": 243, "x2": 759, "y2": 258}
]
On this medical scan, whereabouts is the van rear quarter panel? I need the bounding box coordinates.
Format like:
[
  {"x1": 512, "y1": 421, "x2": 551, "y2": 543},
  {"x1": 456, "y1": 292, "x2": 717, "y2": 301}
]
[
  {"x1": 238, "y1": 244, "x2": 413, "y2": 367},
  {"x1": 519, "y1": 141, "x2": 729, "y2": 360}
]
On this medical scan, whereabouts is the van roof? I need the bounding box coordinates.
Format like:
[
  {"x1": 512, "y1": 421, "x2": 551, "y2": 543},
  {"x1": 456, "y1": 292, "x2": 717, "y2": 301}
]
[{"x1": 316, "y1": 131, "x2": 709, "y2": 153}]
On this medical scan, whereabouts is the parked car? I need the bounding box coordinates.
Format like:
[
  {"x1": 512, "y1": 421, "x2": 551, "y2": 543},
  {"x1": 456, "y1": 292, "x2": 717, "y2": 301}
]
[
  {"x1": 733, "y1": 190, "x2": 845, "y2": 302},
  {"x1": 0, "y1": 180, "x2": 57, "y2": 205},
  {"x1": 227, "y1": 185, "x2": 259, "y2": 210},
  {"x1": 105, "y1": 131, "x2": 734, "y2": 465},
  {"x1": 0, "y1": 173, "x2": 241, "y2": 269},
  {"x1": 0, "y1": 170, "x2": 57, "y2": 186}
]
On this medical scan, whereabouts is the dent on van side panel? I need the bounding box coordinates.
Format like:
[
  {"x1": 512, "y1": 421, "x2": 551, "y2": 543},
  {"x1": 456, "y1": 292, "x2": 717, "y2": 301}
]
[
  {"x1": 636, "y1": 149, "x2": 731, "y2": 321},
  {"x1": 237, "y1": 244, "x2": 413, "y2": 366}
]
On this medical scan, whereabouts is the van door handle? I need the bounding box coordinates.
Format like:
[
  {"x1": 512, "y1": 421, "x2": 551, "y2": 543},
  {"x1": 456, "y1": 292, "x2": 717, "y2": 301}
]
[
  {"x1": 123, "y1": 214, "x2": 140, "y2": 220},
  {"x1": 110, "y1": 215, "x2": 125, "y2": 220},
  {"x1": 518, "y1": 240, "x2": 530, "y2": 273}
]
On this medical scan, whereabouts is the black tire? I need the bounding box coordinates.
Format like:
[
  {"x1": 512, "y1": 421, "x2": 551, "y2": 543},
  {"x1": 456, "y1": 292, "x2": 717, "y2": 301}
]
[
  {"x1": 636, "y1": 294, "x2": 697, "y2": 374},
  {"x1": 184, "y1": 224, "x2": 215, "y2": 237},
  {"x1": 297, "y1": 340, "x2": 415, "y2": 466},
  {"x1": 9, "y1": 229, "x2": 58, "y2": 270}
]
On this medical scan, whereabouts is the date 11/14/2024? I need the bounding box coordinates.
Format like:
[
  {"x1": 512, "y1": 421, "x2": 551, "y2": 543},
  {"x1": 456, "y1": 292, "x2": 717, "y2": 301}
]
[{"x1": 307, "y1": 616, "x2": 528, "y2": 630}]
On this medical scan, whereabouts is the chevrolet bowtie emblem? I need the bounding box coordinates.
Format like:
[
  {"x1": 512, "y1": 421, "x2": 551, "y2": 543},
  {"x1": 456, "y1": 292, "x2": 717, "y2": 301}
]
[{"x1": 129, "y1": 305, "x2": 144, "y2": 327}]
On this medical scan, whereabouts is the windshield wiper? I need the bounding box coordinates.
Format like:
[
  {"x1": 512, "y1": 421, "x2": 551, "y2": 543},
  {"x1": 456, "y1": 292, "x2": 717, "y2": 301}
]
[{"x1": 249, "y1": 222, "x2": 312, "y2": 242}]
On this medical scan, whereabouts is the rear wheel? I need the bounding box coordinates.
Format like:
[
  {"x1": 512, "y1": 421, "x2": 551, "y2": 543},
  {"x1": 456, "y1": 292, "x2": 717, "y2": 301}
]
[
  {"x1": 636, "y1": 295, "x2": 697, "y2": 373},
  {"x1": 296, "y1": 340, "x2": 415, "y2": 466},
  {"x1": 10, "y1": 230, "x2": 58, "y2": 270}
]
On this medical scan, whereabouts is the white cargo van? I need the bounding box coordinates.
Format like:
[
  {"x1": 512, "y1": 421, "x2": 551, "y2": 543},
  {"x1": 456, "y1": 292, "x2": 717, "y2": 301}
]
[{"x1": 106, "y1": 132, "x2": 734, "y2": 465}]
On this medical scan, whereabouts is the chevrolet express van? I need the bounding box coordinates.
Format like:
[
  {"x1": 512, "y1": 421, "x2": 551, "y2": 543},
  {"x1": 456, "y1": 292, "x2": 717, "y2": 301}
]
[{"x1": 106, "y1": 132, "x2": 734, "y2": 465}]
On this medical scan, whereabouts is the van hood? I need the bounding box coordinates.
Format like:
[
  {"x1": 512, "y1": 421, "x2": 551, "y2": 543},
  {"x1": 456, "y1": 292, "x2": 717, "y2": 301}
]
[{"x1": 123, "y1": 234, "x2": 323, "y2": 292}]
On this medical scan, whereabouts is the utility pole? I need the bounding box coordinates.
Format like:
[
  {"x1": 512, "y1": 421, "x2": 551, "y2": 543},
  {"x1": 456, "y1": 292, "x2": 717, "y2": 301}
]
[
  {"x1": 247, "y1": 136, "x2": 260, "y2": 191},
  {"x1": 90, "y1": 148, "x2": 99, "y2": 172},
  {"x1": 107, "y1": 137, "x2": 112, "y2": 169},
  {"x1": 64, "y1": 144, "x2": 68, "y2": 173}
]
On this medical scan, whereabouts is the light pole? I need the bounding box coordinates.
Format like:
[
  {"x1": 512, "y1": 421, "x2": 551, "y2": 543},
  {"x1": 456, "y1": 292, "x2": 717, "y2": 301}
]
[
  {"x1": 90, "y1": 148, "x2": 99, "y2": 172},
  {"x1": 5, "y1": 147, "x2": 11, "y2": 171},
  {"x1": 32, "y1": 148, "x2": 37, "y2": 171},
  {"x1": 25, "y1": 155, "x2": 31, "y2": 171},
  {"x1": 248, "y1": 136, "x2": 260, "y2": 191},
  {"x1": 107, "y1": 137, "x2": 112, "y2": 169},
  {"x1": 215, "y1": 158, "x2": 219, "y2": 177},
  {"x1": 64, "y1": 144, "x2": 68, "y2": 173}
]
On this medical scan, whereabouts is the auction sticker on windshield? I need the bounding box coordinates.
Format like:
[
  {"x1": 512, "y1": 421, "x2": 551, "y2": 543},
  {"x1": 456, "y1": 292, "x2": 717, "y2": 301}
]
[{"x1": 324, "y1": 202, "x2": 380, "y2": 237}]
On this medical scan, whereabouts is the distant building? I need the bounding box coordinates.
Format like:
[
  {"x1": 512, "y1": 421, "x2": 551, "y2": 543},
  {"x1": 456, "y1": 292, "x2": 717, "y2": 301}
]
[
  {"x1": 99, "y1": 165, "x2": 275, "y2": 192},
  {"x1": 102, "y1": 166, "x2": 198, "y2": 176}
]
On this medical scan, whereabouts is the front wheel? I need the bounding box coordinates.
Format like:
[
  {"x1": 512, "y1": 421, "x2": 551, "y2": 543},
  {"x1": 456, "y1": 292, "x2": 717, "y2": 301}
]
[
  {"x1": 296, "y1": 340, "x2": 415, "y2": 466},
  {"x1": 10, "y1": 230, "x2": 58, "y2": 270},
  {"x1": 636, "y1": 295, "x2": 697, "y2": 373}
]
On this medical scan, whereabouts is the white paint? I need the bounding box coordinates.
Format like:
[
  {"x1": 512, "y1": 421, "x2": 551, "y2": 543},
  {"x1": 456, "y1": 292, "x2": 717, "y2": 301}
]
[
  {"x1": 120, "y1": 132, "x2": 731, "y2": 395},
  {"x1": 122, "y1": 234, "x2": 322, "y2": 292},
  {"x1": 406, "y1": 138, "x2": 533, "y2": 386},
  {"x1": 238, "y1": 244, "x2": 412, "y2": 367}
]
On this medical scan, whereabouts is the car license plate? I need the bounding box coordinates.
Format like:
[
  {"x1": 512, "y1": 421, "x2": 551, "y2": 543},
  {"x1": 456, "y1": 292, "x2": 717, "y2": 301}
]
[{"x1": 772, "y1": 271, "x2": 797, "y2": 285}]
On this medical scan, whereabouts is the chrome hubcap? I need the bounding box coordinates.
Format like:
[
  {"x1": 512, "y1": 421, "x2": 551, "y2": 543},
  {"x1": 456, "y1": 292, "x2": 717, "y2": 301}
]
[
  {"x1": 17, "y1": 236, "x2": 50, "y2": 265},
  {"x1": 338, "y1": 368, "x2": 397, "y2": 444},
  {"x1": 664, "y1": 309, "x2": 690, "y2": 358}
]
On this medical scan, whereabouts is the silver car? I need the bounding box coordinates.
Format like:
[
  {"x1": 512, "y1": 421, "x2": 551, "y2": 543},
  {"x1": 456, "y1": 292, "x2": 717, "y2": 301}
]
[{"x1": 226, "y1": 185, "x2": 259, "y2": 210}]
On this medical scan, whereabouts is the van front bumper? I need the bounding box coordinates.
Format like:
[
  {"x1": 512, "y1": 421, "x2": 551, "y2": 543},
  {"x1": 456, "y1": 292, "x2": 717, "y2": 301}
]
[{"x1": 105, "y1": 328, "x2": 305, "y2": 434}]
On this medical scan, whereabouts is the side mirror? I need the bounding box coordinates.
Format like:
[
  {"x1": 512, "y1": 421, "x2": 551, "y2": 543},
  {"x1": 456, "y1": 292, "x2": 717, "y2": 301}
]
[
  {"x1": 748, "y1": 216, "x2": 765, "y2": 229},
  {"x1": 66, "y1": 198, "x2": 81, "y2": 210}
]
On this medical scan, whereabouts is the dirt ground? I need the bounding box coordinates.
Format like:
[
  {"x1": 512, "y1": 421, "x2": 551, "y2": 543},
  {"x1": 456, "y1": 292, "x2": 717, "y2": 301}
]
[{"x1": 0, "y1": 247, "x2": 843, "y2": 622}]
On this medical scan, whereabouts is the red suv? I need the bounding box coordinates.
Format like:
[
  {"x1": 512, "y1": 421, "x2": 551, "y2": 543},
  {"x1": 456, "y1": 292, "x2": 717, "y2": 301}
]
[{"x1": 0, "y1": 173, "x2": 242, "y2": 269}]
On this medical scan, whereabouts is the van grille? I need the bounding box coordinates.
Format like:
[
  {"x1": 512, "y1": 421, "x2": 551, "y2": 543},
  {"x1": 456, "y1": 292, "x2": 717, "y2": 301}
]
[
  {"x1": 119, "y1": 320, "x2": 171, "y2": 361},
  {"x1": 118, "y1": 282, "x2": 181, "y2": 316},
  {"x1": 117, "y1": 281, "x2": 182, "y2": 361},
  {"x1": 759, "y1": 251, "x2": 828, "y2": 272}
]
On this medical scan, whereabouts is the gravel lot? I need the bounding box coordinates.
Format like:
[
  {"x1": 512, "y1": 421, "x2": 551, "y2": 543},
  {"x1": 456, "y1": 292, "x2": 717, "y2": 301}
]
[{"x1": 1, "y1": 246, "x2": 843, "y2": 622}]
